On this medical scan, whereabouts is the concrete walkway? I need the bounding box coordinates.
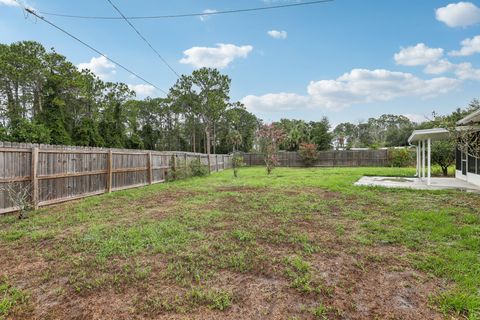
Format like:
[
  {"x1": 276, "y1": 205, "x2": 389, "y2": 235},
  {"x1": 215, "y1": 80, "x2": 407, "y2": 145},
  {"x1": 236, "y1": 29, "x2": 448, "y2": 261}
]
[{"x1": 355, "y1": 176, "x2": 480, "y2": 192}]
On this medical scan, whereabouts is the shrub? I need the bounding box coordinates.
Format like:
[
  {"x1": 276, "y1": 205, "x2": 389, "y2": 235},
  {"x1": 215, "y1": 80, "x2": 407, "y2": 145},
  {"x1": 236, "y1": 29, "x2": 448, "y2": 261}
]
[
  {"x1": 298, "y1": 143, "x2": 318, "y2": 166},
  {"x1": 257, "y1": 124, "x2": 285, "y2": 175},
  {"x1": 189, "y1": 158, "x2": 209, "y2": 177},
  {"x1": 231, "y1": 152, "x2": 245, "y2": 178},
  {"x1": 167, "y1": 156, "x2": 208, "y2": 181},
  {"x1": 388, "y1": 148, "x2": 414, "y2": 167}
]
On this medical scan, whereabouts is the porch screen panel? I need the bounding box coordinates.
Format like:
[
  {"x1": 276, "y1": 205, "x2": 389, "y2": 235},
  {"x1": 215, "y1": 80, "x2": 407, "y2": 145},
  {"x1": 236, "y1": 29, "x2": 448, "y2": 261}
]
[
  {"x1": 456, "y1": 148, "x2": 461, "y2": 171},
  {"x1": 468, "y1": 154, "x2": 476, "y2": 173}
]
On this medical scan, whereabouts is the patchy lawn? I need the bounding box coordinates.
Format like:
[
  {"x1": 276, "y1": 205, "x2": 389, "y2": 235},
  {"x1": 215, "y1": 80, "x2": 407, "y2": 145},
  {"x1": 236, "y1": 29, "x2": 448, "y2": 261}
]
[{"x1": 0, "y1": 167, "x2": 479, "y2": 319}]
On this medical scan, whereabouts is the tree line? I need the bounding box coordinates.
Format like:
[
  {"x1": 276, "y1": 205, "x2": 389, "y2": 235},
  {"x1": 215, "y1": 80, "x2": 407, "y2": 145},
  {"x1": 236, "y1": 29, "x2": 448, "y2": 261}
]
[
  {"x1": 0, "y1": 41, "x2": 259, "y2": 155},
  {"x1": 1, "y1": 41, "x2": 478, "y2": 159}
]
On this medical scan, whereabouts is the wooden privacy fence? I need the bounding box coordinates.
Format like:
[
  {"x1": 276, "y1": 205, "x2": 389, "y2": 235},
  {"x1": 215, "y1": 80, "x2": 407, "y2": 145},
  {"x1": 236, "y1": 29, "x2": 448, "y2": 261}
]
[
  {"x1": 0, "y1": 142, "x2": 232, "y2": 214},
  {"x1": 244, "y1": 150, "x2": 389, "y2": 167}
]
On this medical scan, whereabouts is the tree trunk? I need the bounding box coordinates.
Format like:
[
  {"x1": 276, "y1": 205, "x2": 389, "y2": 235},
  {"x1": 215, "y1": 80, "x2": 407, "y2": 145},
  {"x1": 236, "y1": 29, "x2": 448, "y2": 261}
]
[
  {"x1": 213, "y1": 123, "x2": 216, "y2": 155},
  {"x1": 192, "y1": 121, "x2": 196, "y2": 153},
  {"x1": 442, "y1": 166, "x2": 448, "y2": 176},
  {"x1": 205, "y1": 128, "x2": 211, "y2": 174}
]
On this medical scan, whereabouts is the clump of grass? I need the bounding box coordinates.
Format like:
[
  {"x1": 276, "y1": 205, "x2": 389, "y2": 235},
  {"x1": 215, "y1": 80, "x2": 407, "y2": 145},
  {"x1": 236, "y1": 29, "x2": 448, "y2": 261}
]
[
  {"x1": 284, "y1": 255, "x2": 314, "y2": 293},
  {"x1": 0, "y1": 277, "x2": 28, "y2": 318},
  {"x1": 231, "y1": 229, "x2": 255, "y2": 242},
  {"x1": 311, "y1": 303, "x2": 329, "y2": 319},
  {"x1": 187, "y1": 287, "x2": 232, "y2": 311}
]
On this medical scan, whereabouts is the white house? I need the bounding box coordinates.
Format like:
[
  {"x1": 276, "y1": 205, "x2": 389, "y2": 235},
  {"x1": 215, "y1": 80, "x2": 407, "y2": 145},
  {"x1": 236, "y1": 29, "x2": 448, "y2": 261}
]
[{"x1": 408, "y1": 109, "x2": 480, "y2": 187}]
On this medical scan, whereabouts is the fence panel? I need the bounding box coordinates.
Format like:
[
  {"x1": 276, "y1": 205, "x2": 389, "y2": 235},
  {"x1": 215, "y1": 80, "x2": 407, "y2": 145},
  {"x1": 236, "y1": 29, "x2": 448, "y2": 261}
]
[
  {"x1": 243, "y1": 149, "x2": 389, "y2": 167},
  {"x1": 0, "y1": 142, "x2": 232, "y2": 214}
]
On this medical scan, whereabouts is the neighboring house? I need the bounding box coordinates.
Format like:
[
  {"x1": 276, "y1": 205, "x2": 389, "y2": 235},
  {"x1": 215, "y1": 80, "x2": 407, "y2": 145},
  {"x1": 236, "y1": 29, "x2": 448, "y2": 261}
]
[{"x1": 408, "y1": 109, "x2": 480, "y2": 187}]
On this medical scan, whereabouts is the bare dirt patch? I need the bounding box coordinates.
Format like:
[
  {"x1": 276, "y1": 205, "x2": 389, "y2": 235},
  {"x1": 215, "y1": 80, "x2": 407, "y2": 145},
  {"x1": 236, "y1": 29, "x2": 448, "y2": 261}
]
[{"x1": 312, "y1": 247, "x2": 444, "y2": 320}]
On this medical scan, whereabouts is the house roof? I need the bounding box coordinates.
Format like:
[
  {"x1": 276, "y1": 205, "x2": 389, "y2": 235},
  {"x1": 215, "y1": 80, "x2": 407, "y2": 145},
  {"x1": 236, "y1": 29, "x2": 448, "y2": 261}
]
[
  {"x1": 408, "y1": 128, "x2": 450, "y2": 144},
  {"x1": 457, "y1": 109, "x2": 480, "y2": 125}
]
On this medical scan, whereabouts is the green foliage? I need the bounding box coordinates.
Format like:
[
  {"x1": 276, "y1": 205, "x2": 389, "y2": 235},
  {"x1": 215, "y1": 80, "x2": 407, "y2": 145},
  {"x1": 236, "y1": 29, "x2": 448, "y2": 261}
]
[
  {"x1": 310, "y1": 117, "x2": 333, "y2": 150},
  {"x1": 231, "y1": 152, "x2": 245, "y2": 178},
  {"x1": 0, "y1": 41, "x2": 259, "y2": 153},
  {"x1": 388, "y1": 148, "x2": 414, "y2": 167},
  {"x1": 257, "y1": 124, "x2": 285, "y2": 174},
  {"x1": 8, "y1": 119, "x2": 51, "y2": 144},
  {"x1": 0, "y1": 125, "x2": 7, "y2": 141},
  {"x1": 298, "y1": 143, "x2": 318, "y2": 166},
  {"x1": 431, "y1": 140, "x2": 455, "y2": 176},
  {"x1": 274, "y1": 117, "x2": 332, "y2": 151},
  {"x1": 334, "y1": 114, "x2": 414, "y2": 149},
  {"x1": 167, "y1": 157, "x2": 209, "y2": 181},
  {"x1": 189, "y1": 158, "x2": 209, "y2": 177}
]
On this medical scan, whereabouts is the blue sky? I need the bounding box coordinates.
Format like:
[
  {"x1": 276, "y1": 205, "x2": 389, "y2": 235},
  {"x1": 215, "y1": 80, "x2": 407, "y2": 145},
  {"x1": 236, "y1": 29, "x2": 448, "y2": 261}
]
[{"x1": 1, "y1": 0, "x2": 480, "y2": 126}]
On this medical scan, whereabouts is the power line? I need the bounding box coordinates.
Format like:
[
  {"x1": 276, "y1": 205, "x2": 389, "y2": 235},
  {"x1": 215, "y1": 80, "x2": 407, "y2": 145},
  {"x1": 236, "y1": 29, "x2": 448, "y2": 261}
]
[
  {"x1": 105, "y1": 0, "x2": 180, "y2": 78},
  {"x1": 39, "y1": 0, "x2": 335, "y2": 20},
  {"x1": 16, "y1": 4, "x2": 167, "y2": 95}
]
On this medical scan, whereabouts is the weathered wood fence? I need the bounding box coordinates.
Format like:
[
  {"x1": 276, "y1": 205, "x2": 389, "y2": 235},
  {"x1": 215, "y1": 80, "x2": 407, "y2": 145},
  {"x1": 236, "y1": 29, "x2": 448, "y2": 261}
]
[
  {"x1": 0, "y1": 142, "x2": 232, "y2": 214},
  {"x1": 243, "y1": 150, "x2": 389, "y2": 167}
]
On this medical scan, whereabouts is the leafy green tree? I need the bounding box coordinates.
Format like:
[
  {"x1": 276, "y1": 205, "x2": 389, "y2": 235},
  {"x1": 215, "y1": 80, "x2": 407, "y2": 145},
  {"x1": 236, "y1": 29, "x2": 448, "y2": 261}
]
[
  {"x1": 74, "y1": 118, "x2": 104, "y2": 146},
  {"x1": 431, "y1": 141, "x2": 455, "y2": 176},
  {"x1": 9, "y1": 118, "x2": 51, "y2": 143},
  {"x1": 309, "y1": 117, "x2": 332, "y2": 150}
]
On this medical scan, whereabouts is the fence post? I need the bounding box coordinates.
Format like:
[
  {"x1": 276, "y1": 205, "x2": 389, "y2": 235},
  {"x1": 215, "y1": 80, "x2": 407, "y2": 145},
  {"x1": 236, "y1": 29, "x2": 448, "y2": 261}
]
[
  {"x1": 184, "y1": 153, "x2": 188, "y2": 171},
  {"x1": 223, "y1": 155, "x2": 226, "y2": 170},
  {"x1": 216, "y1": 154, "x2": 219, "y2": 172},
  {"x1": 31, "y1": 147, "x2": 39, "y2": 210},
  {"x1": 147, "y1": 152, "x2": 153, "y2": 185},
  {"x1": 107, "y1": 150, "x2": 113, "y2": 193}
]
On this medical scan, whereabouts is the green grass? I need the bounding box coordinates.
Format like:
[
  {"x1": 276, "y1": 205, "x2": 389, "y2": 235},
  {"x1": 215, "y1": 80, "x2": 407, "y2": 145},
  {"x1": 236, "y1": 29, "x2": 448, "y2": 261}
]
[
  {"x1": 0, "y1": 166, "x2": 478, "y2": 319},
  {"x1": 0, "y1": 277, "x2": 27, "y2": 320}
]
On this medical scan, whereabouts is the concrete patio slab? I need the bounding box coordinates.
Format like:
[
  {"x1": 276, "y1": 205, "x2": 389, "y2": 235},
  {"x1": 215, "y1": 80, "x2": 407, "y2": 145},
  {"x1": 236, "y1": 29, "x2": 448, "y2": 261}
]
[{"x1": 355, "y1": 176, "x2": 480, "y2": 192}]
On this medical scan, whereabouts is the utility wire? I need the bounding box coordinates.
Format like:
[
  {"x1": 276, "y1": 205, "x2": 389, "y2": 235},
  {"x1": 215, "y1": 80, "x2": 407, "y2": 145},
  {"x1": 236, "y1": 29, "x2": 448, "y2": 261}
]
[
  {"x1": 19, "y1": 6, "x2": 168, "y2": 95},
  {"x1": 39, "y1": 0, "x2": 335, "y2": 20},
  {"x1": 105, "y1": 0, "x2": 180, "y2": 78}
]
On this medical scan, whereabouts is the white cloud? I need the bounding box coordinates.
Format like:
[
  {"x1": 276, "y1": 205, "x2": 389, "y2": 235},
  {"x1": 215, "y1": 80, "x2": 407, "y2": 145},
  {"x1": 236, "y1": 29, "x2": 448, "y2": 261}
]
[
  {"x1": 180, "y1": 43, "x2": 253, "y2": 69},
  {"x1": 423, "y1": 59, "x2": 454, "y2": 74},
  {"x1": 199, "y1": 9, "x2": 217, "y2": 22},
  {"x1": 267, "y1": 30, "x2": 288, "y2": 39},
  {"x1": 454, "y1": 62, "x2": 480, "y2": 80},
  {"x1": 242, "y1": 93, "x2": 309, "y2": 112},
  {"x1": 77, "y1": 56, "x2": 116, "y2": 80},
  {"x1": 307, "y1": 69, "x2": 459, "y2": 108},
  {"x1": 435, "y1": 2, "x2": 480, "y2": 27},
  {"x1": 449, "y1": 35, "x2": 480, "y2": 56},
  {"x1": 0, "y1": 0, "x2": 19, "y2": 7},
  {"x1": 394, "y1": 43, "x2": 444, "y2": 66},
  {"x1": 128, "y1": 84, "x2": 156, "y2": 97},
  {"x1": 242, "y1": 68, "x2": 460, "y2": 112}
]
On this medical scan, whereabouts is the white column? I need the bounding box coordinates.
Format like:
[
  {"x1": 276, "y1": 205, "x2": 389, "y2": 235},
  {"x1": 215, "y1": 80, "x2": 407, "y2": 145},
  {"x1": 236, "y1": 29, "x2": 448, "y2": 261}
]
[
  {"x1": 422, "y1": 140, "x2": 426, "y2": 180},
  {"x1": 415, "y1": 143, "x2": 420, "y2": 178},
  {"x1": 427, "y1": 138, "x2": 431, "y2": 185}
]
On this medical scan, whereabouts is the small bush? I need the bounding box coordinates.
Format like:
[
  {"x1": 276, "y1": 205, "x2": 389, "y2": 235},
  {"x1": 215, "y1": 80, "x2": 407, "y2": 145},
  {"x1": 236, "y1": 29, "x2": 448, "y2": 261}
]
[
  {"x1": 388, "y1": 148, "x2": 414, "y2": 167},
  {"x1": 231, "y1": 152, "x2": 245, "y2": 178},
  {"x1": 189, "y1": 158, "x2": 209, "y2": 177},
  {"x1": 298, "y1": 143, "x2": 318, "y2": 166},
  {"x1": 166, "y1": 156, "x2": 209, "y2": 181}
]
